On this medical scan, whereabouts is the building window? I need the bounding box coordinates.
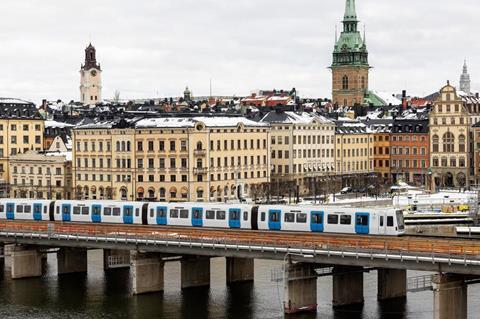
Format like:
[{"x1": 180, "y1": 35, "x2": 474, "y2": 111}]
[
  {"x1": 342, "y1": 75, "x2": 349, "y2": 90},
  {"x1": 432, "y1": 135, "x2": 439, "y2": 152},
  {"x1": 170, "y1": 141, "x2": 176, "y2": 151},
  {"x1": 442, "y1": 132, "x2": 455, "y2": 153},
  {"x1": 459, "y1": 134, "x2": 466, "y2": 153}
]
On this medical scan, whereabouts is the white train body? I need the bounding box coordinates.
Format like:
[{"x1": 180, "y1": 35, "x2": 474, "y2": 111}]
[{"x1": 0, "y1": 199, "x2": 405, "y2": 236}]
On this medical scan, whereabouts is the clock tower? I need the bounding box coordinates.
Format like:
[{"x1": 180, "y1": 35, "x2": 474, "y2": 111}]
[{"x1": 80, "y1": 43, "x2": 102, "y2": 105}]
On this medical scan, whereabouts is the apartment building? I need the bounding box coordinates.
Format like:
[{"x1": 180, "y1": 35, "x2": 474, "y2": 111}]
[
  {"x1": 260, "y1": 111, "x2": 335, "y2": 196},
  {"x1": 73, "y1": 116, "x2": 270, "y2": 202},
  {"x1": 9, "y1": 150, "x2": 72, "y2": 199}
]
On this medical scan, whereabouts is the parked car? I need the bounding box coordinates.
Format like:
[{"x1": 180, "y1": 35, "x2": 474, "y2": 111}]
[{"x1": 340, "y1": 187, "x2": 352, "y2": 194}]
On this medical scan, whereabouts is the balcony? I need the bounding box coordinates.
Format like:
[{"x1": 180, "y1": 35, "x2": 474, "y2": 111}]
[
  {"x1": 194, "y1": 149, "x2": 207, "y2": 157},
  {"x1": 193, "y1": 167, "x2": 208, "y2": 175}
]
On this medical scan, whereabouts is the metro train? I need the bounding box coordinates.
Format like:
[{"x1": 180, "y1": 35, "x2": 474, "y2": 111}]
[{"x1": 0, "y1": 199, "x2": 405, "y2": 236}]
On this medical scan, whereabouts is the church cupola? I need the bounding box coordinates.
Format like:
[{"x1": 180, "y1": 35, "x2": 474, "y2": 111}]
[{"x1": 82, "y1": 43, "x2": 101, "y2": 71}]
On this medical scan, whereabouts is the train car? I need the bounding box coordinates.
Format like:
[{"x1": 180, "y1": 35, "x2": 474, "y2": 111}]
[
  {"x1": 0, "y1": 199, "x2": 53, "y2": 221},
  {"x1": 53, "y1": 200, "x2": 146, "y2": 225},
  {"x1": 257, "y1": 205, "x2": 405, "y2": 236},
  {"x1": 146, "y1": 202, "x2": 255, "y2": 229}
]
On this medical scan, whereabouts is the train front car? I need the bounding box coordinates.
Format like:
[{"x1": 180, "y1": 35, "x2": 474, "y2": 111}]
[{"x1": 0, "y1": 199, "x2": 53, "y2": 221}]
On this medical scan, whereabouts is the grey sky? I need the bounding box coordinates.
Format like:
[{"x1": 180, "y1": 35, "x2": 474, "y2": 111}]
[{"x1": 0, "y1": 0, "x2": 478, "y2": 103}]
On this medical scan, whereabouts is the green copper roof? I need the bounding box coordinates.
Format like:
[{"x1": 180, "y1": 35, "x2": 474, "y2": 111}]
[{"x1": 344, "y1": 0, "x2": 358, "y2": 21}]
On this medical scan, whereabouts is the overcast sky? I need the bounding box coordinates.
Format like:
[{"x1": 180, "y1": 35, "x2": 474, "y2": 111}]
[{"x1": 0, "y1": 0, "x2": 478, "y2": 103}]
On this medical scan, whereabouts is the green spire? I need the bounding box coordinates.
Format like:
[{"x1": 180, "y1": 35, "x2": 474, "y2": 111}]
[{"x1": 344, "y1": 0, "x2": 358, "y2": 21}]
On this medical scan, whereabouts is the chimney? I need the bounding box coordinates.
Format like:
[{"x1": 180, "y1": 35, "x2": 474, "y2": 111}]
[
  {"x1": 476, "y1": 93, "x2": 479, "y2": 99},
  {"x1": 402, "y1": 90, "x2": 407, "y2": 110}
]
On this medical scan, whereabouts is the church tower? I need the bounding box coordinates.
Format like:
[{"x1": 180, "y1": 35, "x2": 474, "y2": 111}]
[
  {"x1": 460, "y1": 60, "x2": 471, "y2": 94},
  {"x1": 80, "y1": 43, "x2": 102, "y2": 105},
  {"x1": 331, "y1": 0, "x2": 369, "y2": 107}
]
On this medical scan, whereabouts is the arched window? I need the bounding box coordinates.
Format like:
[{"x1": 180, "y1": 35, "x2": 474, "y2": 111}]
[
  {"x1": 116, "y1": 141, "x2": 120, "y2": 152},
  {"x1": 120, "y1": 188, "x2": 127, "y2": 200},
  {"x1": 148, "y1": 188, "x2": 155, "y2": 199},
  {"x1": 121, "y1": 141, "x2": 126, "y2": 152},
  {"x1": 127, "y1": 141, "x2": 131, "y2": 152},
  {"x1": 342, "y1": 75, "x2": 349, "y2": 90},
  {"x1": 197, "y1": 188, "x2": 204, "y2": 200},
  {"x1": 432, "y1": 135, "x2": 439, "y2": 152},
  {"x1": 196, "y1": 142, "x2": 203, "y2": 151},
  {"x1": 159, "y1": 188, "x2": 166, "y2": 198},
  {"x1": 443, "y1": 132, "x2": 455, "y2": 152},
  {"x1": 459, "y1": 134, "x2": 466, "y2": 152}
]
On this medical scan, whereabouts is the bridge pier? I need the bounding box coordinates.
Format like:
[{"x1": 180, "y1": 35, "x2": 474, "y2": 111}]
[
  {"x1": 433, "y1": 274, "x2": 467, "y2": 319},
  {"x1": 332, "y1": 266, "x2": 364, "y2": 307},
  {"x1": 104, "y1": 249, "x2": 131, "y2": 270},
  {"x1": 181, "y1": 256, "x2": 210, "y2": 289},
  {"x1": 377, "y1": 269, "x2": 407, "y2": 300},
  {"x1": 130, "y1": 251, "x2": 164, "y2": 295},
  {"x1": 226, "y1": 257, "x2": 254, "y2": 285},
  {"x1": 11, "y1": 245, "x2": 43, "y2": 279},
  {"x1": 57, "y1": 248, "x2": 88, "y2": 275},
  {"x1": 283, "y1": 259, "x2": 317, "y2": 314}
]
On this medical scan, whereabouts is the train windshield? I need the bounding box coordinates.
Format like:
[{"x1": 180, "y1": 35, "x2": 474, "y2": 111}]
[{"x1": 396, "y1": 210, "x2": 405, "y2": 230}]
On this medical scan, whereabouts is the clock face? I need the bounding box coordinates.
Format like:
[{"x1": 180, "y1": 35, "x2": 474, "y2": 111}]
[{"x1": 90, "y1": 70, "x2": 97, "y2": 77}]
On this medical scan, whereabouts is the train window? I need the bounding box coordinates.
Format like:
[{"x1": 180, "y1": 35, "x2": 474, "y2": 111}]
[
  {"x1": 228, "y1": 210, "x2": 238, "y2": 220},
  {"x1": 113, "y1": 208, "x2": 121, "y2": 216},
  {"x1": 73, "y1": 207, "x2": 81, "y2": 215},
  {"x1": 56, "y1": 206, "x2": 60, "y2": 214},
  {"x1": 380, "y1": 216, "x2": 384, "y2": 227},
  {"x1": 0, "y1": 205, "x2": 4, "y2": 212},
  {"x1": 170, "y1": 209, "x2": 179, "y2": 218},
  {"x1": 297, "y1": 213, "x2": 307, "y2": 223},
  {"x1": 327, "y1": 214, "x2": 339, "y2": 224},
  {"x1": 206, "y1": 210, "x2": 215, "y2": 219},
  {"x1": 104, "y1": 207, "x2": 112, "y2": 216},
  {"x1": 93, "y1": 207, "x2": 101, "y2": 215},
  {"x1": 312, "y1": 214, "x2": 322, "y2": 224},
  {"x1": 43, "y1": 207, "x2": 47, "y2": 215},
  {"x1": 340, "y1": 215, "x2": 351, "y2": 225},
  {"x1": 356, "y1": 215, "x2": 369, "y2": 226},
  {"x1": 7, "y1": 204, "x2": 14, "y2": 212},
  {"x1": 192, "y1": 209, "x2": 202, "y2": 219},
  {"x1": 150, "y1": 209, "x2": 154, "y2": 218},
  {"x1": 24, "y1": 206, "x2": 31, "y2": 213},
  {"x1": 157, "y1": 208, "x2": 167, "y2": 218},
  {"x1": 387, "y1": 216, "x2": 394, "y2": 227},
  {"x1": 82, "y1": 207, "x2": 89, "y2": 215},
  {"x1": 124, "y1": 207, "x2": 133, "y2": 217},
  {"x1": 269, "y1": 212, "x2": 279, "y2": 222},
  {"x1": 216, "y1": 211, "x2": 226, "y2": 220},
  {"x1": 16, "y1": 205, "x2": 23, "y2": 213},
  {"x1": 243, "y1": 212, "x2": 248, "y2": 221},
  {"x1": 284, "y1": 213, "x2": 295, "y2": 223},
  {"x1": 34, "y1": 205, "x2": 41, "y2": 214},
  {"x1": 135, "y1": 208, "x2": 140, "y2": 217},
  {"x1": 261, "y1": 212, "x2": 266, "y2": 222},
  {"x1": 180, "y1": 209, "x2": 189, "y2": 219}
]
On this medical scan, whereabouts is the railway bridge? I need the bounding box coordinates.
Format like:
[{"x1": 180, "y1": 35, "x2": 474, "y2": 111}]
[{"x1": 0, "y1": 221, "x2": 479, "y2": 319}]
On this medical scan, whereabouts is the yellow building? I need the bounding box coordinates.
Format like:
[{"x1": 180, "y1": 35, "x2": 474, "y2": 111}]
[
  {"x1": 0, "y1": 99, "x2": 45, "y2": 196},
  {"x1": 335, "y1": 119, "x2": 374, "y2": 188},
  {"x1": 73, "y1": 116, "x2": 271, "y2": 202},
  {"x1": 260, "y1": 111, "x2": 336, "y2": 197},
  {"x1": 373, "y1": 131, "x2": 391, "y2": 183},
  {"x1": 430, "y1": 83, "x2": 472, "y2": 189},
  {"x1": 9, "y1": 150, "x2": 72, "y2": 199}
]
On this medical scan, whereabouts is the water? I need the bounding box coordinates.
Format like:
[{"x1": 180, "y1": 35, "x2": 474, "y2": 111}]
[{"x1": 0, "y1": 251, "x2": 479, "y2": 319}]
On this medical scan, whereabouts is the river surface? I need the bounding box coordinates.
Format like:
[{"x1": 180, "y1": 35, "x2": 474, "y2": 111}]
[{"x1": 0, "y1": 250, "x2": 478, "y2": 319}]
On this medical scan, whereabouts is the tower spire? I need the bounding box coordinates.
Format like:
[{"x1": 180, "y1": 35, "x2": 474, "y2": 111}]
[
  {"x1": 363, "y1": 24, "x2": 366, "y2": 45},
  {"x1": 460, "y1": 59, "x2": 471, "y2": 94},
  {"x1": 344, "y1": 0, "x2": 357, "y2": 21}
]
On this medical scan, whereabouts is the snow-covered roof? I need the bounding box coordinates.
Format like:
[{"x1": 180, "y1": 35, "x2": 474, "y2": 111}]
[
  {"x1": 45, "y1": 120, "x2": 74, "y2": 128},
  {"x1": 370, "y1": 91, "x2": 402, "y2": 106},
  {"x1": 136, "y1": 116, "x2": 268, "y2": 129},
  {"x1": 0, "y1": 98, "x2": 33, "y2": 105},
  {"x1": 260, "y1": 111, "x2": 334, "y2": 125},
  {"x1": 46, "y1": 151, "x2": 72, "y2": 161}
]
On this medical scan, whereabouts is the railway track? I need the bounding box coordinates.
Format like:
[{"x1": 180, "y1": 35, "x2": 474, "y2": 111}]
[{"x1": 1, "y1": 220, "x2": 480, "y2": 257}]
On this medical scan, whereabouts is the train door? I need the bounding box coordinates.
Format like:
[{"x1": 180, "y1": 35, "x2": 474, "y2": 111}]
[
  {"x1": 33, "y1": 204, "x2": 42, "y2": 221},
  {"x1": 268, "y1": 209, "x2": 281, "y2": 231},
  {"x1": 6, "y1": 203, "x2": 14, "y2": 220},
  {"x1": 92, "y1": 205, "x2": 102, "y2": 223},
  {"x1": 379, "y1": 214, "x2": 386, "y2": 235},
  {"x1": 156, "y1": 206, "x2": 167, "y2": 225},
  {"x1": 192, "y1": 207, "x2": 203, "y2": 227},
  {"x1": 62, "y1": 204, "x2": 71, "y2": 222},
  {"x1": 229, "y1": 208, "x2": 241, "y2": 229},
  {"x1": 123, "y1": 205, "x2": 134, "y2": 224},
  {"x1": 310, "y1": 211, "x2": 324, "y2": 232},
  {"x1": 355, "y1": 213, "x2": 370, "y2": 235}
]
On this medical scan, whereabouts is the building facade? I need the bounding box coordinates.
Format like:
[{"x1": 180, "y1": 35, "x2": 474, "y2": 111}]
[
  {"x1": 80, "y1": 43, "x2": 102, "y2": 105},
  {"x1": 9, "y1": 151, "x2": 72, "y2": 199},
  {"x1": 0, "y1": 99, "x2": 45, "y2": 195},
  {"x1": 260, "y1": 111, "x2": 336, "y2": 197},
  {"x1": 430, "y1": 83, "x2": 471, "y2": 189},
  {"x1": 334, "y1": 119, "x2": 375, "y2": 188},
  {"x1": 73, "y1": 117, "x2": 271, "y2": 202},
  {"x1": 390, "y1": 117, "x2": 430, "y2": 186},
  {"x1": 331, "y1": 0, "x2": 369, "y2": 107}
]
